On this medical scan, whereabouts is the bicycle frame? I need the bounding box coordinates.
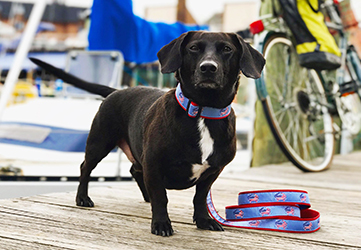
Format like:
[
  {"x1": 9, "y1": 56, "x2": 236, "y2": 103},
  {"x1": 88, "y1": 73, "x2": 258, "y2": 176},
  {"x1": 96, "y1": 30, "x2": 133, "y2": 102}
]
[
  {"x1": 248, "y1": 0, "x2": 361, "y2": 171},
  {"x1": 251, "y1": 15, "x2": 290, "y2": 101},
  {"x1": 252, "y1": 0, "x2": 360, "y2": 103}
]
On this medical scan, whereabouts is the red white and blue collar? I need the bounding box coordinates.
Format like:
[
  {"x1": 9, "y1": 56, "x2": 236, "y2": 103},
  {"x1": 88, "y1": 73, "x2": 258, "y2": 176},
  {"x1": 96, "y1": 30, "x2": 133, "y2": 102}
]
[{"x1": 175, "y1": 83, "x2": 232, "y2": 119}]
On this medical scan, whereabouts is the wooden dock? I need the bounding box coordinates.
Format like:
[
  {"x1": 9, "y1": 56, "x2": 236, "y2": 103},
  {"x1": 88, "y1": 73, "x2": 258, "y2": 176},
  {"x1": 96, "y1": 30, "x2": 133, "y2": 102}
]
[{"x1": 1, "y1": 151, "x2": 360, "y2": 249}]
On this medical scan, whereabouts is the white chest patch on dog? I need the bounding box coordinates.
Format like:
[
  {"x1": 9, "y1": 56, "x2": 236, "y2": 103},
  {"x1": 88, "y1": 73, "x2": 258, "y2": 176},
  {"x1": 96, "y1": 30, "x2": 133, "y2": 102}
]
[
  {"x1": 191, "y1": 162, "x2": 210, "y2": 181},
  {"x1": 191, "y1": 119, "x2": 214, "y2": 181},
  {"x1": 198, "y1": 118, "x2": 214, "y2": 162}
]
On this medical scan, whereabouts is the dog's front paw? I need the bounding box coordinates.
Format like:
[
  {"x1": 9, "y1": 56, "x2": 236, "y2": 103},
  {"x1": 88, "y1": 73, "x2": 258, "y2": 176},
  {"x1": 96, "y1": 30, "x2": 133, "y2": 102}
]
[
  {"x1": 76, "y1": 195, "x2": 94, "y2": 207},
  {"x1": 195, "y1": 217, "x2": 224, "y2": 231},
  {"x1": 151, "y1": 220, "x2": 174, "y2": 236}
]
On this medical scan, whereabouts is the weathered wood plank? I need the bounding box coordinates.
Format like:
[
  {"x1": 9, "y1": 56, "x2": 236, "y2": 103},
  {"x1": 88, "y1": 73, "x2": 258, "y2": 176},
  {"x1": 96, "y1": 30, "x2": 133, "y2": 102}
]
[
  {"x1": 1, "y1": 151, "x2": 360, "y2": 249},
  {"x1": 0, "y1": 198, "x2": 356, "y2": 250},
  {"x1": 2, "y1": 174, "x2": 358, "y2": 248},
  {"x1": 333, "y1": 151, "x2": 361, "y2": 163},
  {"x1": 0, "y1": 236, "x2": 68, "y2": 250},
  {"x1": 221, "y1": 153, "x2": 361, "y2": 191}
]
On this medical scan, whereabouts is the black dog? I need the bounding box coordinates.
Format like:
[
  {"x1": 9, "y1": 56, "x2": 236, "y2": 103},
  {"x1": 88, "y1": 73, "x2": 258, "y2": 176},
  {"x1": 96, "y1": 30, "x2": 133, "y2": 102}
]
[{"x1": 30, "y1": 31, "x2": 265, "y2": 236}]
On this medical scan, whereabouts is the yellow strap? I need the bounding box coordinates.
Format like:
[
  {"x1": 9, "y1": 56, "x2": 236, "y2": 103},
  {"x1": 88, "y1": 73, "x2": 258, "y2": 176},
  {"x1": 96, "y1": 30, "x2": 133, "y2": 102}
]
[{"x1": 296, "y1": 0, "x2": 341, "y2": 56}]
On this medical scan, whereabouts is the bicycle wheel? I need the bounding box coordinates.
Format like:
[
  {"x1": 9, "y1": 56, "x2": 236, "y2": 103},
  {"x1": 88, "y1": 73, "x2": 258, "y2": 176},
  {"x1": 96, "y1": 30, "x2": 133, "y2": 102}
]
[
  {"x1": 347, "y1": 45, "x2": 361, "y2": 97},
  {"x1": 336, "y1": 47, "x2": 361, "y2": 135},
  {"x1": 260, "y1": 34, "x2": 335, "y2": 172},
  {"x1": 335, "y1": 93, "x2": 361, "y2": 135}
]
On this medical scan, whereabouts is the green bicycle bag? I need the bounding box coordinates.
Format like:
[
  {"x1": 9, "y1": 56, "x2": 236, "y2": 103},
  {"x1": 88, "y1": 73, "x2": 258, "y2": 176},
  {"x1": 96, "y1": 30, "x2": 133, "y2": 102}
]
[{"x1": 278, "y1": 0, "x2": 341, "y2": 70}]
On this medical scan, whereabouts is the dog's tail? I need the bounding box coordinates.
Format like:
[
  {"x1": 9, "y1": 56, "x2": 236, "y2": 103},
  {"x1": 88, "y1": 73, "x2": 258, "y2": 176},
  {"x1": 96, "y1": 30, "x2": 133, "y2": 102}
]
[{"x1": 29, "y1": 57, "x2": 117, "y2": 98}]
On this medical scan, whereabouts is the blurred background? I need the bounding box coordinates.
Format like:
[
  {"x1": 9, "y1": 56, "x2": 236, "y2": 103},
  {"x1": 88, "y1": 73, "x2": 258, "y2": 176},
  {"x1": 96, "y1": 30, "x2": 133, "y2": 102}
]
[{"x1": 0, "y1": 0, "x2": 360, "y2": 96}]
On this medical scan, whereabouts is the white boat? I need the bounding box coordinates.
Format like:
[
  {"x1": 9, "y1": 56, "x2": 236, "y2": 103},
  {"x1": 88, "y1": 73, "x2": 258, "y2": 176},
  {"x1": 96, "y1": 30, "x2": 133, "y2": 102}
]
[
  {"x1": 0, "y1": 96, "x2": 132, "y2": 179},
  {"x1": 0, "y1": 50, "x2": 131, "y2": 180}
]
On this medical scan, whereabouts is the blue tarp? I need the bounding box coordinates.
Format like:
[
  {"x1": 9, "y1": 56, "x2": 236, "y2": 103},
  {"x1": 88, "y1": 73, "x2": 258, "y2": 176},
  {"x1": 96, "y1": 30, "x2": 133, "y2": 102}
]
[
  {"x1": 0, "y1": 122, "x2": 88, "y2": 152},
  {"x1": 88, "y1": 0, "x2": 208, "y2": 64},
  {"x1": 0, "y1": 52, "x2": 66, "y2": 71}
]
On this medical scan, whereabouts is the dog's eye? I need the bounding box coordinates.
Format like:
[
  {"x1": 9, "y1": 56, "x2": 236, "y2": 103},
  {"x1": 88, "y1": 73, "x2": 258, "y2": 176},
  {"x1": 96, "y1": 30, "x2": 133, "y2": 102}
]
[
  {"x1": 189, "y1": 45, "x2": 199, "y2": 52},
  {"x1": 223, "y1": 46, "x2": 232, "y2": 52}
]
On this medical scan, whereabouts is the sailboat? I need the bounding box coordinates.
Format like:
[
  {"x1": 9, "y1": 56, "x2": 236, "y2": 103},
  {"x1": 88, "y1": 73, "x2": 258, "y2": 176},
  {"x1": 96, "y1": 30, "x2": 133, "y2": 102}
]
[{"x1": 0, "y1": 0, "x2": 207, "y2": 183}]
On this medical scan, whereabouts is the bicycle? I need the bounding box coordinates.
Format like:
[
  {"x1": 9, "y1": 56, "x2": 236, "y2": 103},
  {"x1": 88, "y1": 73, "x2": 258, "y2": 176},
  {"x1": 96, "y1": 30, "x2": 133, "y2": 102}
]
[{"x1": 249, "y1": 0, "x2": 361, "y2": 172}]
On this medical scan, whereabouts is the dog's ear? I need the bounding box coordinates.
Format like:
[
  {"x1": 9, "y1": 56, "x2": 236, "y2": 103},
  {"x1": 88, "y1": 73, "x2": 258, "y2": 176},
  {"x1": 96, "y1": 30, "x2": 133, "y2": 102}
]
[
  {"x1": 234, "y1": 34, "x2": 265, "y2": 79},
  {"x1": 157, "y1": 32, "x2": 193, "y2": 74}
]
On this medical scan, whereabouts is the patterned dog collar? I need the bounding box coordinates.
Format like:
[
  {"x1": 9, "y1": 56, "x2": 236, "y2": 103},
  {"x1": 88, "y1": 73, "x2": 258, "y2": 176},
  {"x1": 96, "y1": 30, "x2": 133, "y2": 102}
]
[
  {"x1": 207, "y1": 189, "x2": 320, "y2": 233},
  {"x1": 175, "y1": 83, "x2": 232, "y2": 119}
]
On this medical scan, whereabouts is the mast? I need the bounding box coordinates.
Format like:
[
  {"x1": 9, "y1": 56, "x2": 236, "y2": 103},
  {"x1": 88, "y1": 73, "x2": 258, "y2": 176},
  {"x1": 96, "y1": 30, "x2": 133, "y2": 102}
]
[{"x1": 177, "y1": 0, "x2": 197, "y2": 24}]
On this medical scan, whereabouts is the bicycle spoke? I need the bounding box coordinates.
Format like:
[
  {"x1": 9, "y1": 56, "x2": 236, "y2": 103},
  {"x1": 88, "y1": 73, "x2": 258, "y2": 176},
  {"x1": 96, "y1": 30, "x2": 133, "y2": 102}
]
[
  {"x1": 282, "y1": 112, "x2": 296, "y2": 139},
  {"x1": 271, "y1": 82, "x2": 284, "y2": 101},
  {"x1": 292, "y1": 113, "x2": 300, "y2": 152},
  {"x1": 299, "y1": 128, "x2": 308, "y2": 161},
  {"x1": 274, "y1": 108, "x2": 287, "y2": 124},
  {"x1": 265, "y1": 74, "x2": 285, "y2": 101},
  {"x1": 301, "y1": 121, "x2": 310, "y2": 160},
  {"x1": 303, "y1": 132, "x2": 323, "y2": 143}
]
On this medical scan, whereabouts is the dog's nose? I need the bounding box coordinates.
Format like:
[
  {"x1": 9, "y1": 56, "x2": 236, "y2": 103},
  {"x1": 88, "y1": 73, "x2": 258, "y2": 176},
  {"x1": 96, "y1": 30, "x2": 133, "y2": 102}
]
[{"x1": 200, "y1": 60, "x2": 218, "y2": 74}]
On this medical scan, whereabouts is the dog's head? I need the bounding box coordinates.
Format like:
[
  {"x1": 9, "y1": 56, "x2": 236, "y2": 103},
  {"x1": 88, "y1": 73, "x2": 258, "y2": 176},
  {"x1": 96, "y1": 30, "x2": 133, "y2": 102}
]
[{"x1": 157, "y1": 31, "x2": 265, "y2": 108}]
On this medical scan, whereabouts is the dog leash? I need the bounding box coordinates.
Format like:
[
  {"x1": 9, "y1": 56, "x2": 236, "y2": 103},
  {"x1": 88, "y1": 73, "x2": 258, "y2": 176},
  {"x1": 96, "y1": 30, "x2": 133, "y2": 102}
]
[{"x1": 207, "y1": 189, "x2": 320, "y2": 233}]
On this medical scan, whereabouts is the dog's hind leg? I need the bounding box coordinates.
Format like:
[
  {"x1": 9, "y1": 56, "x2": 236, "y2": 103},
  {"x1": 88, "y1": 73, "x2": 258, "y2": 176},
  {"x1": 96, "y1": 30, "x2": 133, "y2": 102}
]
[
  {"x1": 130, "y1": 163, "x2": 150, "y2": 202},
  {"x1": 76, "y1": 159, "x2": 95, "y2": 207},
  {"x1": 76, "y1": 128, "x2": 117, "y2": 207}
]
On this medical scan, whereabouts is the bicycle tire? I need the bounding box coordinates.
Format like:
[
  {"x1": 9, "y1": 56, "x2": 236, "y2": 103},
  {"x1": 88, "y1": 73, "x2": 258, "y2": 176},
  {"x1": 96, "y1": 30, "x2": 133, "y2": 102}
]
[
  {"x1": 347, "y1": 45, "x2": 361, "y2": 98},
  {"x1": 334, "y1": 47, "x2": 361, "y2": 135},
  {"x1": 259, "y1": 34, "x2": 335, "y2": 172}
]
